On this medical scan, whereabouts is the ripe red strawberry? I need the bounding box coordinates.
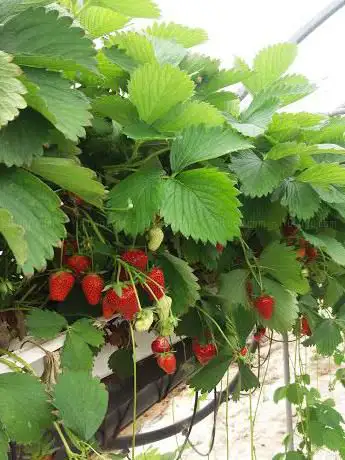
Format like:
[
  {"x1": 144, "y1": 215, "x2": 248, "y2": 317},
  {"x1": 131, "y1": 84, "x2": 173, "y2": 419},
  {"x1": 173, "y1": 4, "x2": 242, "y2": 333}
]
[
  {"x1": 81, "y1": 274, "x2": 104, "y2": 305},
  {"x1": 66, "y1": 255, "x2": 91, "y2": 275},
  {"x1": 306, "y1": 246, "x2": 318, "y2": 262},
  {"x1": 105, "y1": 286, "x2": 140, "y2": 321},
  {"x1": 102, "y1": 295, "x2": 115, "y2": 319},
  {"x1": 301, "y1": 317, "x2": 312, "y2": 336},
  {"x1": 192, "y1": 339, "x2": 217, "y2": 366},
  {"x1": 253, "y1": 327, "x2": 266, "y2": 342},
  {"x1": 216, "y1": 243, "x2": 224, "y2": 254},
  {"x1": 281, "y1": 222, "x2": 298, "y2": 238},
  {"x1": 240, "y1": 346, "x2": 248, "y2": 357},
  {"x1": 70, "y1": 193, "x2": 84, "y2": 206},
  {"x1": 157, "y1": 353, "x2": 176, "y2": 374},
  {"x1": 296, "y1": 247, "x2": 306, "y2": 259},
  {"x1": 121, "y1": 249, "x2": 148, "y2": 272},
  {"x1": 151, "y1": 336, "x2": 171, "y2": 354},
  {"x1": 144, "y1": 267, "x2": 165, "y2": 300},
  {"x1": 49, "y1": 271, "x2": 75, "y2": 302},
  {"x1": 254, "y1": 295, "x2": 275, "y2": 320}
]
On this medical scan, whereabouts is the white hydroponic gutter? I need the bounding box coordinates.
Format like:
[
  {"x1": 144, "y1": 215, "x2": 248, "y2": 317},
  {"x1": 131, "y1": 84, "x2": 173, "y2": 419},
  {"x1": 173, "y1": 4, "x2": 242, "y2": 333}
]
[{"x1": 0, "y1": 320, "x2": 179, "y2": 379}]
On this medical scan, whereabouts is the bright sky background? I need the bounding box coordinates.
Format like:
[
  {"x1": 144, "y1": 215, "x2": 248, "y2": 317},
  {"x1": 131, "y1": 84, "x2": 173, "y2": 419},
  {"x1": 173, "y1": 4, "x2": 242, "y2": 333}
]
[{"x1": 150, "y1": 0, "x2": 345, "y2": 114}]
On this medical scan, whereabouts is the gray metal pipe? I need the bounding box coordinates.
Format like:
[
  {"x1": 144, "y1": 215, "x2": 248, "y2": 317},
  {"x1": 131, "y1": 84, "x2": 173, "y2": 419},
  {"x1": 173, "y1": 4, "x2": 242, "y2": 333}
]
[{"x1": 239, "y1": 0, "x2": 345, "y2": 100}]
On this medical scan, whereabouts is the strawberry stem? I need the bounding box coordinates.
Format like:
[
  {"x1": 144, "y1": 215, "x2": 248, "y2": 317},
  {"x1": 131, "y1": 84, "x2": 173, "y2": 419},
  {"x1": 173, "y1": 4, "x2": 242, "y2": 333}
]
[
  {"x1": 128, "y1": 269, "x2": 142, "y2": 312},
  {"x1": 129, "y1": 323, "x2": 137, "y2": 460}
]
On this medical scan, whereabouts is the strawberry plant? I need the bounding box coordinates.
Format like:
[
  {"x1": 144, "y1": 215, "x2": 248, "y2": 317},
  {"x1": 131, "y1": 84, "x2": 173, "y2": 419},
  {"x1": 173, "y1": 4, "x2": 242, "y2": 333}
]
[{"x1": 1, "y1": 0, "x2": 345, "y2": 458}]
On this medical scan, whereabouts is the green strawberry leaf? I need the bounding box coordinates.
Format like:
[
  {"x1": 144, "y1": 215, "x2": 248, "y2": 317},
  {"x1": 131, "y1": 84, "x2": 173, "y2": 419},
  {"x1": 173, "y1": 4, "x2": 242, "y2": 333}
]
[
  {"x1": 61, "y1": 331, "x2": 94, "y2": 373},
  {"x1": 265, "y1": 142, "x2": 315, "y2": 160},
  {"x1": 0, "y1": 427, "x2": 8, "y2": 460},
  {"x1": 107, "y1": 159, "x2": 165, "y2": 236},
  {"x1": 241, "y1": 196, "x2": 287, "y2": 231},
  {"x1": 257, "y1": 74, "x2": 315, "y2": 108},
  {"x1": 170, "y1": 125, "x2": 252, "y2": 173},
  {"x1": 161, "y1": 168, "x2": 242, "y2": 244},
  {"x1": 128, "y1": 62, "x2": 194, "y2": 124},
  {"x1": 0, "y1": 7, "x2": 97, "y2": 72},
  {"x1": 53, "y1": 371, "x2": 108, "y2": 440},
  {"x1": 23, "y1": 67, "x2": 92, "y2": 142},
  {"x1": 219, "y1": 269, "x2": 250, "y2": 309},
  {"x1": 197, "y1": 68, "x2": 251, "y2": 97},
  {"x1": 0, "y1": 168, "x2": 67, "y2": 275},
  {"x1": 227, "y1": 97, "x2": 279, "y2": 137},
  {"x1": 279, "y1": 181, "x2": 320, "y2": 220},
  {"x1": 188, "y1": 353, "x2": 232, "y2": 393},
  {"x1": 94, "y1": 0, "x2": 160, "y2": 18},
  {"x1": 92, "y1": 94, "x2": 139, "y2": 127},
  {"x1": 230, "y1": 152, "x2": 296, "y2": 197},
  {"x1": 104, "y1": 46, "x2": 137, "y2": 73},
  {"x1": 260, "y1": 241, "x2": 309, "y2": 294},
  {"x1": 238, "y1": 362, "x2": 260, "y2": 391},
  {"x1": 267, "y1": 112, "x2": 325, "y2": 143},
  {"x1": 0, "y1": 109, "x2": 50, "y2": 167},
  {"x1": 69, "y1": 319, "x2": 105, "y2": 348},
  {"x1": 146, "y1": 22, "x2": 208, "y2": 48},
  {"x1": 0, "y1": 51, "x2": 27, "y2": 129},
  {"x1": 79, "y1": 6, "x2": 129, "y2": 37},
  {"x1": 123, "y1": 122, "x2": 168, "y2": 140},
  {"x1": 0, "y1": 208, "x2": 27, "y2": 267},
  {"x1": 154, "y1": 101, "x2": 224, "y2": 133},
  {"x1": 231, "y1": 305, "x2": 256, "y2": 347},
  {"x1": 180, "y1": 239, "x2": 220, "y2": 271},
  {"x1": 26, "y1": 309, "x2": 68, "y2": 340},
  {"x1": 297, "y1": 163, "x2": 345, "y2": 186},
  {"x1": 0, "y1": 0, "x2": 51, "y2": 23},
  {"x1": 29, "y1": 157, "x2": 106, "y2": 208},
  {"x1": 179, "y1": 52, "x2": 220, "y2": 77},
  {"x1": 157, "y1": 251, "x2": 200, "y2": 315},
  {"x1": 0, "y1": 373, "x2": 53, "y2": 444},
  {"x1": 260, "y1": 277, "x2": 299, "y2": 332},
  {"x1": 150, "y1": 36, "x2": 187, "y2": 67},
  {"x1": 108, "y1": 348, "x2": 134, "y2": 379},
  {"x1": 304, "y1": 319, "x2": 342, "y2": 355},
  {"x1": 313, "y1": 185, "x2": 345, "y2": 203},
  {"x1": 245, "y1": 43, "x2": 297, "y2": 94},
  {"x1": 109, "y1": 31, "x2": 155, "y2": 65}
]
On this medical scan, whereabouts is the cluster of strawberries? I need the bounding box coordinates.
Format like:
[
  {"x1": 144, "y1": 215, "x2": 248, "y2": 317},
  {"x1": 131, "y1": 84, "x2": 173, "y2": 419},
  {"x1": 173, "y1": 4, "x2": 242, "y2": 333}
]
[
  {"x1": 151, "y1": 336, "x2": 176, "y2": 374},
  {"x1": 49, "y1": 253, "x2": 104, "y2": 306},
  {"x1": 282, "y1": 222, "x2": 318, "y2": 262},
  {"x1": 102, "y1": 249, "x2": 165, "y2": 321}
]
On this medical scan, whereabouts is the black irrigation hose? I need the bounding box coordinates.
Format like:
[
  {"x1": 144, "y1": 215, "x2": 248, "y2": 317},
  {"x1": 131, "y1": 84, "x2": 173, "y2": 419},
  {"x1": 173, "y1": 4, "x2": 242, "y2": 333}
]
[
  {"x1": 185, "y1": 389, "x2": 218, "y2": 457},
  {"x1": 175, "y1": 391, "x2": 199, "y2": 460},
  {"x1": 106, "y1": 342, "x2": 258, "y2": 450}
]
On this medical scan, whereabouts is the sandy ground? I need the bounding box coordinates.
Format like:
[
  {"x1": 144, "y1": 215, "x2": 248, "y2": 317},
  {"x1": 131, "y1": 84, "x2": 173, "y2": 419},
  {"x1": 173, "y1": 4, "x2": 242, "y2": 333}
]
[{"x1": 123, "y1": 338, "x2": 345, "y2": 459}]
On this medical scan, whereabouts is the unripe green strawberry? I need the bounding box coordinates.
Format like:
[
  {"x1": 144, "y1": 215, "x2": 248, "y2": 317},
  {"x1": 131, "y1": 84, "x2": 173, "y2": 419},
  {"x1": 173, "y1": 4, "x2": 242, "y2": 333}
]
[
  {"x1": 156, "y1": 295, "x2": 172, "y2": 321},
  {"x1": 148, "y1": 227, "x2": 164, "y2": 252},
  {"x1": 159, "y1": 316, "x2": 178, "y2": 336},
  {"x1": 135, "y1": 309, "x2": 154, "y2": 332}
]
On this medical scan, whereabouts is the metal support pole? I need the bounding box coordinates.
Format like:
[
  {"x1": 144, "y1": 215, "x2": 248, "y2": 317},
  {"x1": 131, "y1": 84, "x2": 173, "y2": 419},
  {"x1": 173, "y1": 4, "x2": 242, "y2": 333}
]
[
  {"x1": 239, "y1": 0, "x2": 345, "y2": 101},
  {"x1": 282, "y1": 332, "x2": 294, "y2": 451}
]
